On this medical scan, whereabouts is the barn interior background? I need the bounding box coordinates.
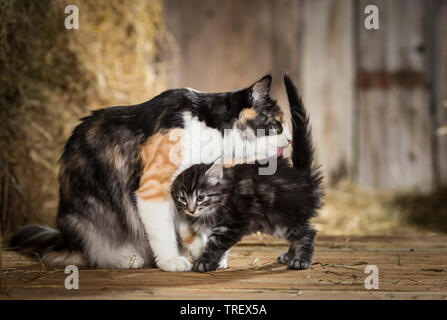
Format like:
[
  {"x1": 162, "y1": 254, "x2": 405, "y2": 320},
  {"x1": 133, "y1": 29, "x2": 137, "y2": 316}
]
[{"x1": 0, "y1": 0, "x2": 446, "y2": 238}]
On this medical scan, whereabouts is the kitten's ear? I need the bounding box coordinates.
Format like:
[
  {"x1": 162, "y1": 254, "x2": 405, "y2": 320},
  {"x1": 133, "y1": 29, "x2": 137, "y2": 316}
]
[
  {"x1": 248, "y1": 75, "x2": 272, "y2": 106},
  {"x1": 205, "y1": 158, "x2": 224, "y2": 185}
]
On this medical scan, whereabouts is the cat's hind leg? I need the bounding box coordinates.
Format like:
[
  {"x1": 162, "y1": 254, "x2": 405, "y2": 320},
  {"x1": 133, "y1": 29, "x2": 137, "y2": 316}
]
[
  {"x1": 279, "y1": 225, "x2": 316, "y2": 270},
  {"x1": 93, "y1": 245, "x2": 146, "y2": 269},
  {"x1": 60, "y1": 214, "x2": 148, "y2": 269}
]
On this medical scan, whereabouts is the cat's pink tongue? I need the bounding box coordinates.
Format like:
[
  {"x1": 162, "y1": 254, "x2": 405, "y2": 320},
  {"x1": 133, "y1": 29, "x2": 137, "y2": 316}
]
[{"x1": 277, "y1": 147, "x2": 284, "y2": 157}]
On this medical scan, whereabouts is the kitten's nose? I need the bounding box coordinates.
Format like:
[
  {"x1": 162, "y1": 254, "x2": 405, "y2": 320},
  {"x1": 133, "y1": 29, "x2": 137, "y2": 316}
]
[{"x1": 187, "y1": 204, "x2": 196, "y2": 214}]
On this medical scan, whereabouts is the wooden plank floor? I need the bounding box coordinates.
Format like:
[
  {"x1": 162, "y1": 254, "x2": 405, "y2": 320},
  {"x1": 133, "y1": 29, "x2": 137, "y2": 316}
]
[{"x1": 1, "y1": 235, "x2": 447, "y2": 299}]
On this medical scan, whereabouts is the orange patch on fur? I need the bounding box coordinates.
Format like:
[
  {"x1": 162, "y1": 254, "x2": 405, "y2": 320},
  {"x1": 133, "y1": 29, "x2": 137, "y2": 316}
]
[
  {"x1": 241, "y1": 108, "x2": 257, "y2": 120},
  {"x1": 136, "y1": 129, "x2": 184, "y2": 201},
  {"x1": 237, "y1": 108, "x2": 258, "y2": 126},
  {"x1": 182, "y1": 233, "x2": 197, "y2": 246}
]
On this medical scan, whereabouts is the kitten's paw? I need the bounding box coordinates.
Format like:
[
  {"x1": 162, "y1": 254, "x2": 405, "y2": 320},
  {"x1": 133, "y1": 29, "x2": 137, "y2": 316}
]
[
  {"x1": 158, "y1": 256, "x2": 192, "y2": 272},
  {"x1": 218, "y1": 257, "x2": 228, "y2": 269},
  {"x1": 193, "y1": 258, "x2": 218, "y2": 273},
  {"x1": 217, "y1": 250, "x2": 229, "y2": 269},
  {"x1": 277, "y1": 252, "x2": 290, "y2": 264},
  {"x1": 287, "y1": 258, "x2": 311, "y2": 270}
]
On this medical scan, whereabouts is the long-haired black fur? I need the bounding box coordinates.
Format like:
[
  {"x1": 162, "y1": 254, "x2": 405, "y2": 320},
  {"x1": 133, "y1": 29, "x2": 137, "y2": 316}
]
[{"x1": 171, "y1": 75, "x2": 324, "y2": 272}]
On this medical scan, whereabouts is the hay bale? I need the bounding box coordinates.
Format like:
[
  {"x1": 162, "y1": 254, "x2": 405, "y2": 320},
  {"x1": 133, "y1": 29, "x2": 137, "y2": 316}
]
[{"x1": 0, "y1": 0, "x2": 172, "y2": 234}]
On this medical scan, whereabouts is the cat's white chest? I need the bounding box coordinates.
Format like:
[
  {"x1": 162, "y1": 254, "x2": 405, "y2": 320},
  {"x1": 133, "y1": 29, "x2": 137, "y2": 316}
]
[{"x1": 176, "y1": 113, "x2": 223, "y2": 175}]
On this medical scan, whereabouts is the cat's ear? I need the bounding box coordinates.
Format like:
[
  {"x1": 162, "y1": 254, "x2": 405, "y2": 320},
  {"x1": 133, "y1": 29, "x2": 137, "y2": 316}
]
[
  {"x1": 248, "y1": 75, "x2": 272, "y2": 106},
  {"x1": 205, "y1": 158, "x2": 223, "y2": 185}
]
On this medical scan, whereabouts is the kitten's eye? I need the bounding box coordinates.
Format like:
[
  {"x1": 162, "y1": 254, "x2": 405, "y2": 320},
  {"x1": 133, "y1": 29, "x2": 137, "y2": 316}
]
[
  {"x1": 196, "y1": 195, "x2": 205, "y2": 202},
  {"x1": 178, "y1": 196, "x2": 187, "y2": 203}
]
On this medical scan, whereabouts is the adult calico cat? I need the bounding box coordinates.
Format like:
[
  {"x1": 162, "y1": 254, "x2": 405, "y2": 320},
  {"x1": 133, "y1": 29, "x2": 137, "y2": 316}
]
[
  {"x1": 10, "y1": 75, "x2": 291, "y2": 271},
  {"x1": 171, "y1": 75, "x2": 323, "y2": 272}
]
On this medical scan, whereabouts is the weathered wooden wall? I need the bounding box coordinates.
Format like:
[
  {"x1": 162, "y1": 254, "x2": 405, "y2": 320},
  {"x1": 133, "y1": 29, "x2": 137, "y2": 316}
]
[
  {"x1": 164, "y1": 0, "x2": 446, "y2": 192},
  {"x1": 356, "y1": 0, "x2": 433, "y2": 191},
  {"x1": 433, "y1": 0, "x2": 447, "y2": 186}
]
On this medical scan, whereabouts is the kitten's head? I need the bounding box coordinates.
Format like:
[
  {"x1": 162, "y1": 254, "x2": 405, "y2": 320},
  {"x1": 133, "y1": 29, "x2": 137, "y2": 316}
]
[{"x1": 171, "y1": 160, "x2": 226, "y2": 220}]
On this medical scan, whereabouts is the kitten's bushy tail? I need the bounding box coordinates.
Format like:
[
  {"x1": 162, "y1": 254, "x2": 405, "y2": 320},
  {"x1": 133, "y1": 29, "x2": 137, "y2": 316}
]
[
  {"x1": 284, "y1": 74, "x2": 314, "y2": 171},
  {"x1": 9, "y1": 224, "x2": 84, "y2": 266}
]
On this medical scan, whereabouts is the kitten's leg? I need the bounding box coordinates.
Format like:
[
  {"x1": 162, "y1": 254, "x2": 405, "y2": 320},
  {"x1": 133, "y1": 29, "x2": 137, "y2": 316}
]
[
  {"x1": 218, "y1": 250, "x2": 229, "y2": 269},
  {"x1": 138, "y1": 198, "x2": 192, "y2": 272},
  {"x1": 279, "y1": 225, "x2": 316, "y2": 270},
  {"x1": 187, "y1": 233, "x2": 207, "y2": 261},
  {"x1": 193, "y1": 226, "x2": 242, "y2": 273}
]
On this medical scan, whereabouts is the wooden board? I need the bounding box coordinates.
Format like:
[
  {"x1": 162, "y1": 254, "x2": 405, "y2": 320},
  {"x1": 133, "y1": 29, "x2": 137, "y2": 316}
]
[
  {"x1": 299, "y1": 0, "x2": 355, "y2": 184},
  {"x1": 164, "y1": 0, "x2": 304, "y2": 116},
  {"x1": 433, "y1": 0, "x2": 447, "y2": 185},
  {"x1": 2, "y1": 235, "x2": 447, "y2": 300},
  {"x1": 356, "y1": 0, "x2": 434, "y2": 191}
]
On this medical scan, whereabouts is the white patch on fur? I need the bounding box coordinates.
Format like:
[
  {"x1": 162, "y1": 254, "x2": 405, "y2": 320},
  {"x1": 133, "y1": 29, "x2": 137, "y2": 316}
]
[
  {"x1": 178, "y1": 219, "x2": 206, "y2": 260},
  {"x1": 137, "y1": 198, "x2": 192, "y2": 272},
  {"x1": 188, "y1": 233, "x2": 207, "y2": 260},
  {"x1": 172, "y1": 112, "x2": 292, "y2": 175},
  {"x1": 218, "y1": 250, "x2": 229, "y2": 269},
  {"x1": 222, "y1": 123, "x2": 290, "y2": 164},
  {"x1": 272, "y1": 226, "x2": 288, "y2": 238},
  {"x1": 176, "y1": 113, "x2": 223, "y2": 172},
  {"x1": 213, "y1": 226, "x2": 229, "y2": 233},
  {"x1": 175, "y1": 112, "x2": 291, "y2": 173},
  {"x1": 185, "y1": 87, "x2": 204, "y2": 93},
  {"x1": 283, "y1": 123, "x2": 292, "y2": 142}
]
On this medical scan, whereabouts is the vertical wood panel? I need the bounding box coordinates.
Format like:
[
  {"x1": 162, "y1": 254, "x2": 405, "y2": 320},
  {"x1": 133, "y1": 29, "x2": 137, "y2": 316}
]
[
  {"x1": 300, "y1": 0, "x2": 355, "y2": 184},
  {"x1": 164, "y1": 0, "x2": 303, "y2": 117},
  {"x1": 357, "y1": 0, "x2": 434, "y2": 191},
  {"x1": 434, "y1": 1, "x2": 447, "y2": 185},
  {"x1": 165, "y1": 0, "x2": 272, "y2": 92}
]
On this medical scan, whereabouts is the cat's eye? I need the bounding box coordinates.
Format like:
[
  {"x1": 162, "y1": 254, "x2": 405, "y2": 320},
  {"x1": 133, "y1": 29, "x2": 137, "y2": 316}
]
[
  {"x1": 272, "y1": 120, "x2": 283, "y2": 134},
  {"x1": 196, "y1": 195, "x2": 205, "y2": 202},
  {"x1": 178, "y1": 196, "x2": 187, "y2": 203}
]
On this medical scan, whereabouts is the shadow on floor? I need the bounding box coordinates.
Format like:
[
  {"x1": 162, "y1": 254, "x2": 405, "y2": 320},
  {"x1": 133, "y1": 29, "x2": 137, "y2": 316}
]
[{"x1": 390, "y1": 187, "x2": 447, "y2": 233}]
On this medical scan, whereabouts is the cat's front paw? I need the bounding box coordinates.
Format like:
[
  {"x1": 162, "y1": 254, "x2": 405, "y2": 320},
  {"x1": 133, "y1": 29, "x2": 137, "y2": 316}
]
[
  {"x1": 193, "y1": 258, "x2": 218, "y2": 273},
  {"x1": 158, "y1": 256, "x2": 192, "y2": 272},
  {"x1": 277, "y1": 252, "x2": 290, "y2": 264},
  {"x1": 287, "y1": 258, "x2": 311, "y2": 270}
]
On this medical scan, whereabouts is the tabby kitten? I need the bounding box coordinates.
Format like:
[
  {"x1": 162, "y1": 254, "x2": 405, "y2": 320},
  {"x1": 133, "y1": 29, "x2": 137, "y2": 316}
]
[
  {"x1": 11, "y1": 75, "x2": 291, "y2": 271},
  {"x1": 171, "y1": 75, "x2": 323, "y2": 272}
]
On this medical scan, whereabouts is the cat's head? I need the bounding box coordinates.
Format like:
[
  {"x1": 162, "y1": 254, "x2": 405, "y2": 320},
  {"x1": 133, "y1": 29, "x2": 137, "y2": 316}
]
[
  {"x1": 225, "y1": 75, "x2": 292, "y2": 162},
  {"x1": 171, "y1": 160, "x2": 227, "y2": 220},
  {"x1": 194, "y1": 75, "x2": 292, "y2": 163}
]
